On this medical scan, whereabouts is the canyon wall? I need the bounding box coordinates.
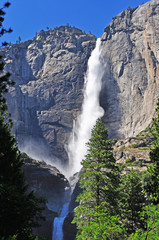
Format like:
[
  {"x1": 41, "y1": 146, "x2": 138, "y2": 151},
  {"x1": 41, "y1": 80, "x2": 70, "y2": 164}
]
[
  {"x1": 1, "y1": 0, "x2": 159, "y2": 166},
  {"x1": 101, "y1": 0, "x2": 159, "y2": 138},
  {"x1": 0, "y1": 26, "x2": 96, "y2": 164}
]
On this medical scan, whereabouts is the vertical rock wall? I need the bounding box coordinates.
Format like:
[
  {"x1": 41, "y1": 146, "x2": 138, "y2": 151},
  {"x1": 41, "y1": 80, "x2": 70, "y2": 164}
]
[
  {"x1": 100, "y1": 0, "x2": 159, "y2": 138},
  {"x1": 0, "y1": 26, "x2": 96, "y2": 165}
]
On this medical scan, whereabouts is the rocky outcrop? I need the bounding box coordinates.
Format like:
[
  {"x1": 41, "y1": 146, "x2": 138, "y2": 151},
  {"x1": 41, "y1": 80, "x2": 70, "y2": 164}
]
[
  {"x1": 22, "y1": 153, "x2": 70, "y2": 239},
  {"x1": 1, "y1": 26, "x2": 96, "y2": 165},
  {"x1": 112, "y1": 126, "x2": 154, "y2": 171},
  {"x1": 100, "y1": 0, "x2": 159, "y2": 138},
  {"x1": 22, "y1": 153, "x2": 70, "y2": 212}
]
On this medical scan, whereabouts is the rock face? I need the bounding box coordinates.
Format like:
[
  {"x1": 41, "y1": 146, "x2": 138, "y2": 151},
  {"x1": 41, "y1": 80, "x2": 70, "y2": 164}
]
[
  {"x1": 22, "y1": 153, "x2": 70, "y2": 239},
  {"x1": 63, "y1": 212, "x2": 77, "y2": 240},
  {"x1": 22, "y1": 153, "x2": 70, "y2": 212},
  {"x1": 101, "y1": 0, "x2": 159, "y2": 138},
  {"x1": 1, "y1": 26, "x2": 96, "y2": 165}
]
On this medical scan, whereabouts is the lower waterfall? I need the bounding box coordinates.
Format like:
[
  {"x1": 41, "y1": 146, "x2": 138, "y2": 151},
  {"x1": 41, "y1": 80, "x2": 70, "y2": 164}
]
[{"x1": 52, "y1": 202, "x2": 69, "y2": 240}]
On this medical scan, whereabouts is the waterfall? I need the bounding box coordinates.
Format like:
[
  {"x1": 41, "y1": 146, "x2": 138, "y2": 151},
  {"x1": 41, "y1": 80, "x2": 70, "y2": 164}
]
[
  {"x1": 52, "y1": 202, "x2": 69, "y2": 240},
  {"x1": 52, "y1": 38, "x2": 105, "y2": 240},
  {"x1": 67, "y1": 38, "x2": 105, "y2": 178}
]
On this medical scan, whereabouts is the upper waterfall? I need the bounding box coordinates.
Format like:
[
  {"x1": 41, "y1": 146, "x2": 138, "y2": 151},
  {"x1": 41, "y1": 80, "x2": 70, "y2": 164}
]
[{"x1": 66, "y1": 38, "x2": 105, "y2": 178}]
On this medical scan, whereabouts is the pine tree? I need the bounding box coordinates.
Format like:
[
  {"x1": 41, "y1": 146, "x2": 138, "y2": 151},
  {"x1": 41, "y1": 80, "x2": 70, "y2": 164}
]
[
  {"x1": 120, "y1": 170, "x2": 146, "y2": 234},
  {"x1": 146, "y1": 99, "x2": 159, "y2": 204},
  {"x1": 73, "y1": 119, "x2": 122, "y2": 239},
  {"x1": 74, "y1": 207, "x2": 126, "y2": 240},
  {"x1": 0, "y1": 3, "x2": 45, "y2": 239},
  {"x1": 0, "y1": 114, "x2": 45, "y2": 239}
]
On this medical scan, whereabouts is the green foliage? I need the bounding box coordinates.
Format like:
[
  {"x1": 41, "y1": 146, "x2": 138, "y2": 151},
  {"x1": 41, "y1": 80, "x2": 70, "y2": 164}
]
[
  {"x1": 1, "y1": 236, "x2": 17, "y2": 240},
  {"x1": 128, "y1": 204, "x2": 159, "y2": 240},
  {"x1": 119, "y1": 146, "x2": 126, "y2": 151},
  {"x1": 1, "y1": 235, "x2": 17, "y2": 240},
  {"x1": 125, "y1": 158, "x2": 131, "y2": 163},
  {"x1": 0, "y1": 2, "x2": 14, "y2": 114},
  {"x1": 120, "y1": 170, "x2": 146, "y2": 234},
  {"x1": 138, "y1": 146, "x2": 150, "y2": 151},
  {"x1": 0, "y1": 88, "x2": 45, "y2": 239},
  {"x1": 146, "y1": 99, "x2": 159, "y2": 204},
  {"x1": 82, "y1": 119, "x2": 120, "y2": 213},
  {"x1": 73, "y1": 207, "x2": 126, "y2": 240},
  {"x1": 131, "y1": 144, "x2": 139, "y2": 148},
  {"x1": 73, "y1": 119, "x2": 121, "y2": 239}
]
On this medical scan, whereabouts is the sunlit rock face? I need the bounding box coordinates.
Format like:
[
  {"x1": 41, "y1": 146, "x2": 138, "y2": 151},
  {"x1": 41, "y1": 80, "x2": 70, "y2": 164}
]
[
  {"x1": 0, "y1": 26, "x2": 96, "y2": 164},
  {"x1": 100, "y1": 0, "x2": 159, "y2": 138},
  {"x1": 1, "y1": 0, "x2": 159, "y2": 167}
]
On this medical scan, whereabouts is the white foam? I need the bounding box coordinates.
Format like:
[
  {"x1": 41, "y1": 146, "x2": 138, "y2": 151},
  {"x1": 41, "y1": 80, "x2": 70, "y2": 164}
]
[{"x1": 66, "y1": 38, "x2": 105, "y2": 178}]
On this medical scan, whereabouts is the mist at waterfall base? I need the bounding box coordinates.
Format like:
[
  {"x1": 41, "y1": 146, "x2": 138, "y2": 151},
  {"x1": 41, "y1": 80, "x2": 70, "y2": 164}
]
[
  {"x1": 66, "y1": 38, "x2": 105, "y2": 178},
  {"x1": 19, "y1": 138, "x2": 63, "y2": 173}
]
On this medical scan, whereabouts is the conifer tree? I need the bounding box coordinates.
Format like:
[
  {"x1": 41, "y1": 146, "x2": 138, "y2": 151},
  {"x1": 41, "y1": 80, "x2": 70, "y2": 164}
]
[
  {"x1": 128, "y1": 204, "x2": 159, "y2": 240},
  {"x1": 0, "y1": 2, "x2": 45, "y2": 239},
  {"x1": 146, "y1": 99, "x2": 159, "y2": 204},
  {"x1": 73, "y1": 119, "x2": 122, "y2": 239},
  {"x1": 120, "y1": 170, "x2": 146, "y2": 234}
]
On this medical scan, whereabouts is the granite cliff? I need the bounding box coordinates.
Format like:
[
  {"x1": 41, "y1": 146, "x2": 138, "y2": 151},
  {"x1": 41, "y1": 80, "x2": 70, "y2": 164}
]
[
  {"x1": 1, "y1": 26, "x2": 96, "y2": 166},
  {"x1": 1, "y1": 0, "x2": 159, "y2": 168},
  {"x1": 101, "y1": 0, "x2": 159, "y2": 138}
]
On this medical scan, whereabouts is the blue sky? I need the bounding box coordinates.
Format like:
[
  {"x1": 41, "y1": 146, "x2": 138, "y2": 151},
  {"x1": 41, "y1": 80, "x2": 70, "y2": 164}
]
[{"x1": 2, "y1": 0, "x2": 149, "y2": 44}]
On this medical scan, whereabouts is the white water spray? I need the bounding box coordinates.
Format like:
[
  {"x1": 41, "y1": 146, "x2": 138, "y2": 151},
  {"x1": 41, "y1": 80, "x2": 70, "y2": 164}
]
[{"x1": 67, "y1": 38, "x2": 105, "y2": 177}]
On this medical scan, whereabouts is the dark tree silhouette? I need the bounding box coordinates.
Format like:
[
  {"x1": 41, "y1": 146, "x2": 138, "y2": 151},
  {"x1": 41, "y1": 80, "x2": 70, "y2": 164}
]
[{"x1": 0, "y1": 2, "x2": 45, "y2": 240}]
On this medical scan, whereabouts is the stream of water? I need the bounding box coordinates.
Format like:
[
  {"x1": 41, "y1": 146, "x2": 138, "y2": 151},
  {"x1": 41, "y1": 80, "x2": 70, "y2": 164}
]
[
  {"x1": 52, "y1": 202, "x2": 70, "y2": 240},
  {"x1": 67, "y1": 38, "x2": 105, "y2": 178}
]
